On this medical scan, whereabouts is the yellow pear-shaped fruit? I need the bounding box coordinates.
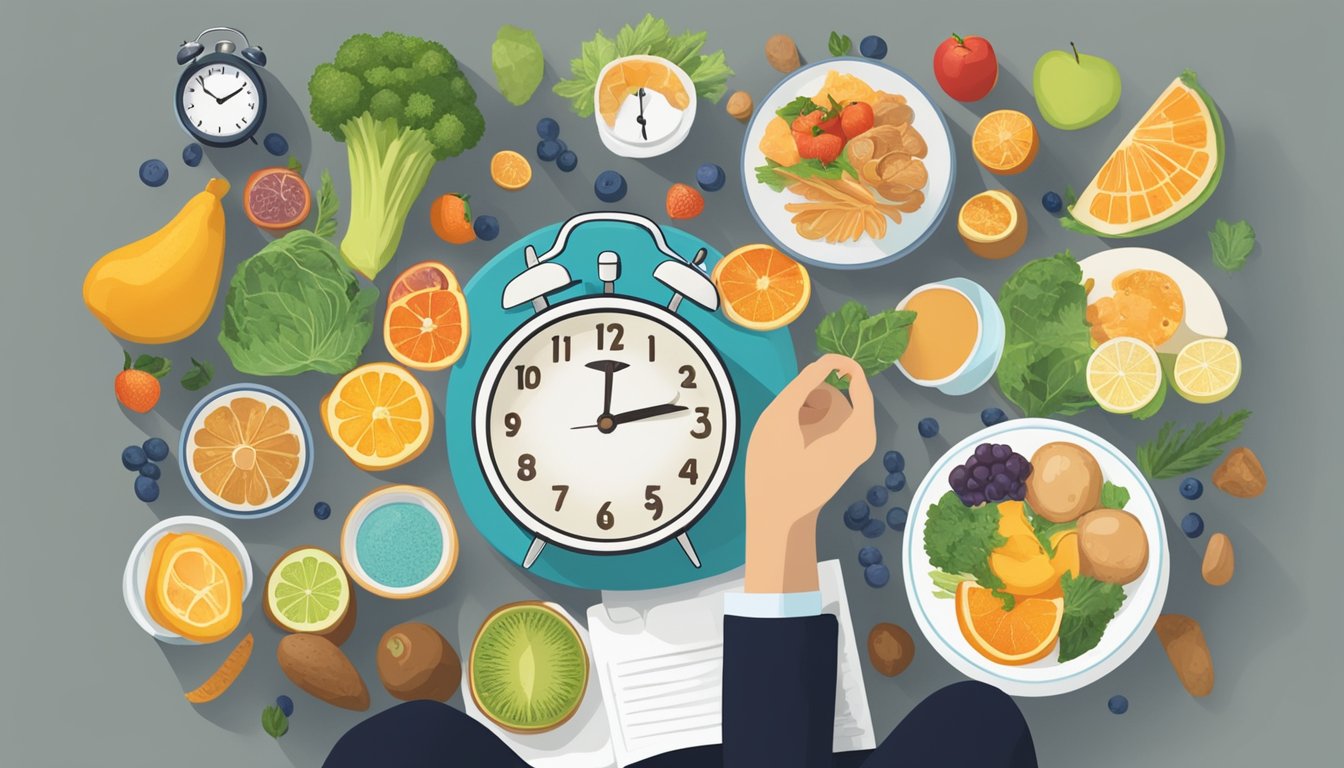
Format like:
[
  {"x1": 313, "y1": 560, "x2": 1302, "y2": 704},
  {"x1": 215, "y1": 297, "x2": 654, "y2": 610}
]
[{"x1": 83, "y1": 178, "x2": 229, "y2": 343}]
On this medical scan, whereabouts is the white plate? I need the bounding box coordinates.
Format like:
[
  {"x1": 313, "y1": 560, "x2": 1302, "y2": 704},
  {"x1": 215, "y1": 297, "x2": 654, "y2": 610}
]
[
  {"x1": 903, "y1": 418, "x2": 1169, "y2": 697},
  {"x1": 740, "y1": 57, "x2": 955, "y2": 269},
  {"x1": 1079, "y1": 247, "x2": 1228, "y2": 354},
  {"x1": 122, "y1": 515, "x2": 253, "y2": 645}
]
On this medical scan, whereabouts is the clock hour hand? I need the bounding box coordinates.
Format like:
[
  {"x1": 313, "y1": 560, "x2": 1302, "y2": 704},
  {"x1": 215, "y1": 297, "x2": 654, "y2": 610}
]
[
  {"x1": 217, "y1": 86, "x2": 247, "y2": 104},
  {"x1": 636, "y1": 87, "x2": 648, "y2": 140},
  {"x1": 584, "y1": 359, "x2": 628, "y2": 418}
]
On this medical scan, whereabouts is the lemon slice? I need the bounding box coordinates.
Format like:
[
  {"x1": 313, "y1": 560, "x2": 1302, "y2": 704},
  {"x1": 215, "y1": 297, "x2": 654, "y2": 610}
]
[
  {"x1": 1087, "y1": 337, "x2": 1162, "y2": 414},
  {"x1": 1172, "y1": 338, "x2": 1241, "y2": 403}
]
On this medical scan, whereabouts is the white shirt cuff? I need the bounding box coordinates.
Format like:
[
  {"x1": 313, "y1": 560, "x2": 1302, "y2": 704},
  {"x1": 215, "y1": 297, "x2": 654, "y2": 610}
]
[{"x1": 724, "y1": 591, "x2": 823, "y2": 619}]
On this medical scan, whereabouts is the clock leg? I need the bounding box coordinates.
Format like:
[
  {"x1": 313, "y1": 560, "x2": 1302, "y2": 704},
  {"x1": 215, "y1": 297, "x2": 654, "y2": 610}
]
[
  {"x1": 522, "y1": 537, "x2": 546, "y2": 569},
  {"x1": 675, "y1": 533, "x2": 702, "y2": 568}
]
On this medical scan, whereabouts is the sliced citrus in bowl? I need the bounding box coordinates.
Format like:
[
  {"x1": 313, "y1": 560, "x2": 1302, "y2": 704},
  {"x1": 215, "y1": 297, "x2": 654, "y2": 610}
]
[
  {"x1": 972, "y1": 110, "x2": 1038, "y2": 175},
  {"x1": 957, "y1": 190, "x2": 1027, "y2": 260},
  {"x1": 322, "y1": 363, "x2": 434, "y2": 471},
  {"x1": 384, "y1": 287, "x2": 470, "y2": 371},
  {"x1": 711, "y1": 244, "x2": 811, "y2": 331},
  {"x1": 1172, "y1": 338, "x2": 1240, "y2": 403},
  {"x1": 955, "y1": 581, "x2": 1063, "y2": 666},
  {"x1": 145, "y1": 532, "x2": 244, "y2": 644},
  {"x1": 1086, "y1": 337, "x2": 1162, "y2": 414},
  {"x1": 491, "y1": 150, "x2": 533, "y2": 190},
  {"x1": 265, "y1": 547, "x2": 355, "y2": 644}
]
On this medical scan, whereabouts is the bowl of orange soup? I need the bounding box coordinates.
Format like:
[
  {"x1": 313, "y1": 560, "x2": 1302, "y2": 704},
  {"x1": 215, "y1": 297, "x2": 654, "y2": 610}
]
[{"x1": 895, "y1": 278, "x2": 1004, "y2": 396}]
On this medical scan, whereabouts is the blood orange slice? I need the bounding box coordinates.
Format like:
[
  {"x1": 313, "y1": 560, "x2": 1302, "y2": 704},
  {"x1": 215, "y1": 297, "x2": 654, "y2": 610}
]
[
  {"x1": 244, "y1": 167, "x2": 311, "y2": 231},
  {"x1": 384, "y1": 288, "x2": 469, "y2": 371},
  {"x1": 388, "y1": 261, "x2": 459, "y2": 304}
]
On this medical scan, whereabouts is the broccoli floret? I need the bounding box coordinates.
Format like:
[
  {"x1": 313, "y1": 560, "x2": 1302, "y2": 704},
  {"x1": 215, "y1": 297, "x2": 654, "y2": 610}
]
[{"x1": 308, "y1": 32, "x2": 485, "y2": 279}]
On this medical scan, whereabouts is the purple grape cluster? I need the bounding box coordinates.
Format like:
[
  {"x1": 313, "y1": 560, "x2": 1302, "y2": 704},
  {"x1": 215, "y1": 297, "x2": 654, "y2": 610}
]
[{"x1": 949, "y1": 443, "x2": 1032, "y2": 507}]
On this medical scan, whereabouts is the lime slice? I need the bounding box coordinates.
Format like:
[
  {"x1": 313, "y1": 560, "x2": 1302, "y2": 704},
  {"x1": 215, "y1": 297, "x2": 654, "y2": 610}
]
[
  {"x1": 1172, "y1": 338, "x2": 1241, "y2": 404},
  {"x1": 1087, "y1": 337, "x2": 1162, "y2": 414},
  {"x1": 266, "y1": 547, "x2": 350, "y2": 633}
]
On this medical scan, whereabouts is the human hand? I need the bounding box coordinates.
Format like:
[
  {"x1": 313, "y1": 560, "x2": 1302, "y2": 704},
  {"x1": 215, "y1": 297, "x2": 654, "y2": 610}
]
[{"x1": 744, "y1": 354, "x2": 876, "y2": 593}]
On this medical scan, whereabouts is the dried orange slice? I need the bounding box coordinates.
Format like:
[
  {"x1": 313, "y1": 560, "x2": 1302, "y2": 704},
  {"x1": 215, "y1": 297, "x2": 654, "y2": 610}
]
[
  {"x1": 185, "y1": 633, "x2": 254, "y2": 703},
  {"x1": 145, "y1": 532, "x2": 244, "y2": 644},
  {"x1": 972, "y1": 110, "x2": 1038, "y2": 175},
  {"x1": 956, "y1": 581, "x2": 1063, "y2": 666},
  {"x1": 1066, "y1": 71, "x2": 1223, "y2": 237},
  {"x1": 491, "y1": 150, "x2": 533, "y2": 190},
  {"x1": 957, "y1": 190, "x2": 1027, "y2": 260},
  {"x1": 190, "y1": 396, "x2": 303, "y2": 509},
  {"x1": 712, "y1": 244, "x2": 811, "y2": 331},
  {"x1": 322, "y1": 363, "x2": 433, "y2": 471},
  {"x1": 384, "y1": 287, "x2": 470, "y2": 371}
]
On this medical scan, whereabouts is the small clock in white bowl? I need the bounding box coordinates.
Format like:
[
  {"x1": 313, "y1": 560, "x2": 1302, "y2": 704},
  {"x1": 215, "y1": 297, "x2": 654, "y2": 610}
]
[{"x1": 593, "y1": 55, "x2": 697, "y2": 158}]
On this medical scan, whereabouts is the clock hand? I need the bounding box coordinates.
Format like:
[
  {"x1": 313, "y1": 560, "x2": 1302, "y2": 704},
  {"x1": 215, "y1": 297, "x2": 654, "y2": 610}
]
[
  {"x1": 571, "y1": 404, "x2": 688, "y2": 430},
  {"x1": 217, "y1": 86, "x2": 246, "y2": 104},
  {"x1": 197, "y1": 75, "x2": 220, "y2": 101},
  {"x1": 636, "y1": 87, "x2": 648, "y2": 140},
  {"x1": 584, "y1": 360, "x2": 628, "y2": 419}
]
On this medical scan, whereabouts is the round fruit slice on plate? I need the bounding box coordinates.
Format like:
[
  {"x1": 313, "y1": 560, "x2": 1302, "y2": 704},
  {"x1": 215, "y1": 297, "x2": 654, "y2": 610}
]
[
  {"x1": 955, "y1": 581, "x2": 1063, "y2": 666},
  {"x1": 264, "y1": 547, "x2": 356, "y2": 645},
  {"x1": 244, "y1": 166, "x2": 311, "y2": 231},
  {"x1": 711, "y1": 244, "x2": 811, "y2": 331},
  {"x1": 957, "y1": 190, "x2": 1027, "y2": 260},
  {"x1": 322, "y1": 362, "x2": 434, "y2": 471},
  {"x1": 1087, "y1": 337, "x2": 1163, "y2": 414},
  {"x1": 1172, "y1": 338, "x2": 1241, "y2": 404},
  {"x1": 469, "y1": 602, "x2": 588, "y2": 733},
  {"x1": 1064, "y1": 71, "x2": 1223, "y2": 237}
]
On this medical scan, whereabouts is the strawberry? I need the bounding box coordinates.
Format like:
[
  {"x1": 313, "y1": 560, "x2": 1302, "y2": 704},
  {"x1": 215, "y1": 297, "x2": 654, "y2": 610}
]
[
  {"x1": 115, "y1": 352, "x2": 170, "y2": 413},
  {"x1": 840, "y1": 101, "x2": 875, "y2": 140},
  {"x1": 665, "y1": 183, "x2": 705, "y2": 219}
]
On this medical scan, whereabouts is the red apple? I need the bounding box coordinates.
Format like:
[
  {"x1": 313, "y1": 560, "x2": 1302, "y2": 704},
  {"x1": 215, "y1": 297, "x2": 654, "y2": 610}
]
[{"x1": 933, "y1": 33, "x2": 999, "y2": 102}]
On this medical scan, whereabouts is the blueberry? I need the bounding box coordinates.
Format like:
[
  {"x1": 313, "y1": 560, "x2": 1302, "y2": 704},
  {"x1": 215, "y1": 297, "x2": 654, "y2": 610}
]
[
  {"x1": 537, "y1": 117, "x2": 560, "y2": 140},
  {"x1": 556, "y1": 150, "x2": 578, "y2": 172},
  {"x1": 843, "y1": 500, "x2": 870, "y2": 530},
  {"x1": 276, "y1": 695, "x2": 294, "y2": 717},
  {"x1": 695, "y1": 163, "x2": 726, "y2": 192},
  {"x1": 556, "y1": 139, "x2": 568, "y2": 154},
  {"x1": 1042, "y1": 191, "x2": 1064, "y2": 215},
  {"x1": 867, "y1": 485, "x2": 889, "y2": 507},
  {"x1": 918, "y1": 417, "x2": 940, "y2": 438},
  {"x1": 859, "y1": 35, "x2": 888, "y2": 60},
  {"x1": 474, "y1": 215, "x2": 500, "y2": 241},
  {"x1": 182, "y1": 143, "x2": 203, "y2": 167},
  {"x1": 121, "y1": 445, "x2": 147, "y2": 471},
  {"x1": 134, "y1": 476, "x2": 160, "y2": 503},
  {"x1": 313, "y1": 501, "x2": 332, "y2": 521},
  {"x1": 1180, "y1": 477, "x2": 1204, "y2": 500},
  {"x1": 537, "y1": 139, "x2": 563, "y2": 162},
  {"x1": 263, "y1": 132, "x2": 288, "y2": 156},
  {"x1": 979, "y1": 407, "x2": 1007, "y2": 426},
  {"x1": 140, "y1": 462, "x2": 162, "y2": 480},
  {"x1": 1181, "y1": 512, "x2": 1204, "y2": 538},
  {"x1": 862, "y1": 518, "x2": 886, "y2": 539},
  {"x1": 886, "y1": 506, "x2": 908, "y2": 531},
  {"x1": 138, "y1": 159, "x2": 168, "y2": 187},
  {"x1": 143, "y1": 437, "x2": 170, "y2": 462},
  {"x1": 864, "y1": 563, "x2": 891, "y2": 588},
  {"x1": 885, "y1": 472, "x2": 906, "y2": 492},
  {"x1": 858, "y1": 546, "x2": 883, "y2": 567},
  {"x1": 594, "y1": 170, "x2": 628, "y2": 203},
  {"x1": 1107, "y1": 695, "x2": 1129, "y2": 715},
  {"x1": 883, "y1": 450, "x2": 905, "y2": 474}
]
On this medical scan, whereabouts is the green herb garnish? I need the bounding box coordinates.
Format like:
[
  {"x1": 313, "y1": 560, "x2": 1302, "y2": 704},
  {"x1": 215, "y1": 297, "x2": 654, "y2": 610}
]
[
  {"x1": 124, "y1": 351, "x2": 171, "y2": 379},
  {"x1": 828, "y1": 31, "x2": 852, "y2": 57},
  {"x1": 180, "y1": 358, "x2": 214, "y2": 391},
  {"x1": 1209, "y1": 218, "x2": 1256, "y2": 272},
  {"x1": 262, "y1": 705, "x2": 289, "y2": 739},
  {"x1": 1025, "y1": 501, "x2": 1075, "y2": 557},
  {"x1": 1137, "y1": 410, "x2": 1251, "y2": 479},
  {"x1": 312, "y1": 169, "x2": 338, "y2": 241},
  {"x1": 815, "y1": 300, "x2": 916, "y2": 389},
  {"x1": 1058, "y1": 573, "x2": 1126, "y2": 662},
  {"x1": 1100, "y1": 482, "x2": 1131, "y2": 509},
  {"x1": 754, "y1": 155, "x2": 858, "y2": 193}
]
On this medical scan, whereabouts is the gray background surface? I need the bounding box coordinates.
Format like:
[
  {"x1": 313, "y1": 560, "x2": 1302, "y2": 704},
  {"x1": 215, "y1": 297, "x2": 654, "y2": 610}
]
[{"x1": 2, "y1": 0, "x2": 1339, "y2": 765}]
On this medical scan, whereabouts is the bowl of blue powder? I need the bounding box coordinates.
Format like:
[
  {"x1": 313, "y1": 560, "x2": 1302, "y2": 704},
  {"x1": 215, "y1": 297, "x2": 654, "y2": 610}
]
[{"x1": 341, "y1": 485, "x2": 458, "y2": 599}]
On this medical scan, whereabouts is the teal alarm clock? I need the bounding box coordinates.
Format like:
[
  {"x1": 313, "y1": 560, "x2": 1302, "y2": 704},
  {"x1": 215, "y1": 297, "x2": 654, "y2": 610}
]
[{"x1": 446, "y1": 213, "x2": 797, "y2": 590}]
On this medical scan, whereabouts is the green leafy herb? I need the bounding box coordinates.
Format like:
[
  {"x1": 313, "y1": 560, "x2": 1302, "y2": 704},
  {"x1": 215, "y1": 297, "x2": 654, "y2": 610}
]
[
  {"x1": 124, "y1": 351, "x2": 171, "y2": 379},
  {"x1": 262, "y1": 705, "x2": 289, "y2": 739},
  {"x1": 995, "y1": 252, "x2": 1097, "y2": 417},
  {"x1": 815, "y1": 300, "x2": 917, "y2": 389},
  {"x1": 924, "y1": 491, "x2": 1006, "y2": 592},
  {"x1": 930, "y1": 570, "x2": 973, "y2": 599},
  {"x1": 554, "y1": 15, "x2": 733, "y2": 117},
  {"x1": 1209, "y1": 218, "x2": 1255, "y2": 272},
  {"x1": 754, "y1": 155, "x2": 858, "y2": 193},
  {"x1": 1058, "y1": 573, "x2": 1126, "y2": 662},
  {"x1": 492, "y1": 25, "x2": 545, "y2": 106},
  {"x1": 312, "y1": 170, "x2": 338, "y2": 240},
  {"x1": 286, "y1": 156, "x2": 303, "y2": 173},
  {"x1": 1137, "y1": 409, "x2": 1251, "y2": 479},
  {"x1": 1025, "y1": 501, "x2": 1075, "y2": 557},
  {"x1": 1100, "y1": 482, "x2": 1131, "y2": 510},
  {"x1": 775, "y1": 95, "x2": 821, "y2": 123},
  {"x1": 828, "y1": 31, "x2": 852, "y2": 57},
  {"x1": 180, "y1": 358, "x2": 214, "y2": 391}
]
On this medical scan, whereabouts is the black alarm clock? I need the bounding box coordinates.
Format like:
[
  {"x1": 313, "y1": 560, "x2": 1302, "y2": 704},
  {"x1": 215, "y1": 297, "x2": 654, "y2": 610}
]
[{"x1": 174, "y1": 27, "x2": 268, "y2": 148}]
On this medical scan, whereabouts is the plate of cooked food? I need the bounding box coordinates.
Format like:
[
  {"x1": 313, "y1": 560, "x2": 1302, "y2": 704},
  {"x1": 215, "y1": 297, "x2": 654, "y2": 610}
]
[
  {"x1": 903, "y1": 418, "x2": 1169, "y2": 696},
  {"x1": 741, "y1": 58, "x2": 955, "y2": 269}
]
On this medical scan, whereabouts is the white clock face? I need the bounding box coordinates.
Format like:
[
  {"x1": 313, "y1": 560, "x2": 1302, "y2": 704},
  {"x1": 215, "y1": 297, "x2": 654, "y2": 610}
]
[
  {"x1": 477, "y1": 298, "x2": 737, "y2": 550},
  {"x1": 611, "y1": 88, "x2": 683, "y2": 144},
  {"x1": 180, "y1": 63, "x2": 260, "y2": 140}
]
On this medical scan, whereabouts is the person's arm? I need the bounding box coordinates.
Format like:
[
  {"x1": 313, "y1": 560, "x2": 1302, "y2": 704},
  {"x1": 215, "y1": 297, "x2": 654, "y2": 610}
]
[{"x1": 722, "y1": 355, "x2": 876, "y2": 768}]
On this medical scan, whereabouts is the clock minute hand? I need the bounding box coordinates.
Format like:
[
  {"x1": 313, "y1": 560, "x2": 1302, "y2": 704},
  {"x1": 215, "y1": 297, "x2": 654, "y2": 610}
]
[
  {"x1": 610, "y1": 403, "x2": 688, "y2": 425},
  {"x1": 217, "y1": 86, "x2": 246, "y2": 104}
]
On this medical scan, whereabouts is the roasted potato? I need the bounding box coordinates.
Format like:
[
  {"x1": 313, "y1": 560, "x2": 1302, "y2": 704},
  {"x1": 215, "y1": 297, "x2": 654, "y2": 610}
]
[
  {"x1": 1026, "y1": 442, "x2": 1102, "y2": 523},
  {"x1": 1077, "y1": 508, "x2": 1149, "y2": 585}
]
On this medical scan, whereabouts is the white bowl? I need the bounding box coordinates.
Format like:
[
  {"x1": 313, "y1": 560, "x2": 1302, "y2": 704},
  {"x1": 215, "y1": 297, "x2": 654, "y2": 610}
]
[
  {"x1": 122, "y1": 516, "x2": 253, "y2": 645},
  {"x1": 593, "y1": 55, "x2": 697, "y2": 159},
  {"x1": 894, "y1": 277, "x2": 1005, "y2": 397},
  {"x1": 341, "y1": 485, "x2": 458, "y2": 599}
]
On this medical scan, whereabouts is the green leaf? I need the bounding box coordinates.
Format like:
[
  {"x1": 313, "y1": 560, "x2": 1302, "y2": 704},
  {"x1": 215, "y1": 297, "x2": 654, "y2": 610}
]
[
  {"x1": 923, "y1": 492, "x2": 1006, "y2": 592},
  {"x1": 1137, "y1": 410, "x2": 1251, "y2": 479},
  {"x1": 615, "y1": 14, "x2": 668, "y2": 57},
  {"x1": 286, "y1": 156, "x2": 303, "y2": 173},
  {"x1": 828, "y1": 31, "x2": 852, "y2": 57},
  {"x1": 123, "y1": 351, "x2": 133, "y2": 371},
  {"x1": 754, "y1": 156, "x2": 857, "y2": 193},
  {"x1": 262, "y1": 705, "x2": 289, "y2": 739},
  {"x1": 1025, "y1": 501, "x2": 1075, "y2": 557},
  {"x1": 775, "y1": 96, "x2": 820, "y2": 123},
  {"x1": 312, "y1": 170, "x2": 339, "y2": 240},
  {"x1": 492, "y1": 25, "x2": 545, "y2": 106},
  {"x1": 1058, "y1": 574, "x2": 1126, "y2": 662},
  {"x1": 180, "y1": 358, "x2": 214, "y2": 391},
  {"x1": 815, "y1": 301, "x2": 916, "y2": 389},
  {"x1": 1209, "y1": 218, "x2": 1255, "y2": 272},
  {"x1": 685, "y1": 49, "x2": 733, "y2": 103},
  {"x1": 1130, "y1": 370, "x2": 1167, "y2": 421},
  {"x1": 929, "y1": 570, "x2": 973, "y2": 598},
  {"x1": 133, "y1": 355, "x2": 172, "y2": 379},
  {"x1": 995, "y1": 253, "x2": 1096, "y2": 417},
  {"x1": 1100, "y1": 482, "x2": 1131, "y2": 510}
]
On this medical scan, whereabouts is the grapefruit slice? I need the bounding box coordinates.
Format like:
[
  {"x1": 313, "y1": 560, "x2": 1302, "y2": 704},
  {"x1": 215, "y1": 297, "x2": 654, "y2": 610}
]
[
  {"x1": 244, "y1": 167, "x2": 311, "y2": 231},
  {"x1": 389, "y1": 261, "x2": 459, "y2": 304},
  {"x1": 1064, "y1": 71, "x2": 1223, "y2": 237}
]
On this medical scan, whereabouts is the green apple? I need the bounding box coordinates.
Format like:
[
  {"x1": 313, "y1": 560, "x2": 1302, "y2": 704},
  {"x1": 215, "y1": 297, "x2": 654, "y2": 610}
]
[{"x1": 1033, "y1": 43, "x2": 1122, "y2": 130}]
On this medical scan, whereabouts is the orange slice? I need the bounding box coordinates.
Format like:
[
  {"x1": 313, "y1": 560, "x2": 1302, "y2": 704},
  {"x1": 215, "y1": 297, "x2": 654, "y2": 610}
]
[
  {"x1": 955, "y1": 581, "x2": 1063, "y2": 666},
  {"x1": 1067, "y1": 71, "x2": 1223, "y2": 237},
  {"x1": 321, "y1": 363, "x2": 433, "y2": 471},
  {"x1": 957, "y1": 190, "x2": 1027, "y2": 260},
  {"x1": 384, "y1": 287, "x2": 470, "y2": 371},
  {"x1": 191, "y1": 396, "x2": 302, "y2": 508},
  {"x1": 145, "y1": 532, "x2": 244, "y2": 644},
  {"x1": 490, "y1": 151, "x2": 532, "y2": 190},
  {"x1": 972, "y1": 110, "x2": 1039, "y2": 175},
  {"x1": 711, "y1": 244, "x2": 811, "y2": 331}
]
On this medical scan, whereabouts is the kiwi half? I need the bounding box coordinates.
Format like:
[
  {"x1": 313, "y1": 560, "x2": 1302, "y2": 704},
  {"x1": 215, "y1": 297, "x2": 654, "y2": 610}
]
[{"x1": 469, "y1": 602, "x2": 588, "y2": 733}]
